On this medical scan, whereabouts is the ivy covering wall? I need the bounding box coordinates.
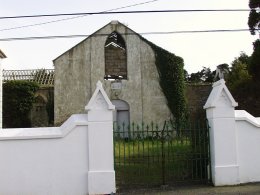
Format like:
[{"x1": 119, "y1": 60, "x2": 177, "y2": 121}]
[
  {"x1": 3, "y1": 80, "x2": 39, "y2": 128},
  {"x1": 144, "y1": 39, "x2": 187, "y2": 124}
]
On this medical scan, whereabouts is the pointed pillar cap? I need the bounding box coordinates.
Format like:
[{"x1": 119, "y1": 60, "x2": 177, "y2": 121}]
[
  {"x1": 204, "y1": 79, "x2": 238, "y2": 109},
  {"x1": 85, "y1": 81, "x2": 115, "y2": 111}
]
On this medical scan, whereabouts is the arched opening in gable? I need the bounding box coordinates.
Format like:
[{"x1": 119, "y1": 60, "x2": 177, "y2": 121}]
[{"x1": 104, "y1": 31, "x2": 127, "y2": 80}]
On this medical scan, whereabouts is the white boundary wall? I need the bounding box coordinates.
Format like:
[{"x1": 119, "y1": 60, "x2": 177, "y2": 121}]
[
  {"x1": 0, "y1": 81, "x2": 116, "y2": 195},
  {"x1": 0, "y1": 52, "x2": 6, "y2": 128},
  {"x1": 204, "y1": 79, "x2": 260, "y2": 186}
]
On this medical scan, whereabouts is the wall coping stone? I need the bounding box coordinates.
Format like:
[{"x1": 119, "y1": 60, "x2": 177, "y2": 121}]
[
  {"x1": 0, "y1": 114, "x2": 88, "y2": 140},
  {"x1": 235, "y1": 110, "x2": 260, "y2": 127}
]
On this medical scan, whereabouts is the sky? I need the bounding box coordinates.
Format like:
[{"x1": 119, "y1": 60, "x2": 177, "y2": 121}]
[{"x1": 0, "y1": 0, "x2": 258, "y2": 73}]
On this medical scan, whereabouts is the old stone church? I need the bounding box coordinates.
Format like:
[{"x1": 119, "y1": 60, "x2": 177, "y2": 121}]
[{"x1": 54, "y1": 21, "x2": 180, "y2": 126}]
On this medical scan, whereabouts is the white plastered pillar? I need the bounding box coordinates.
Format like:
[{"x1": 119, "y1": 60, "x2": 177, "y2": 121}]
[
  {"x1": 204, "y1": 79, "x2": 240, "y2": 186},
  {"x1": 85, "y1": 81, "x2": 116, "y2": 194}
]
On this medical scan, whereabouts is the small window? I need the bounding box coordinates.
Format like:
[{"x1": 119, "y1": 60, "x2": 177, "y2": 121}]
[{"x1": 104, "y1": 32, "x2": 127, "y2": 80}]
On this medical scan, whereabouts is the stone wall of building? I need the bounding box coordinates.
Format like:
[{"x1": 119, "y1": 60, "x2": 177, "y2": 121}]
[
  {"x1": 185, "y1": 84, "x2": 212, "y2": 119},
  {"x1": 54, "y1": 21, "x2": 171, "y2": 125},
  {"x1": 30, "y1": 87, "x2": 54, "y2": 127},
  {"x1": 28, "y1": 84, "x2": 212, "y2": 127}
]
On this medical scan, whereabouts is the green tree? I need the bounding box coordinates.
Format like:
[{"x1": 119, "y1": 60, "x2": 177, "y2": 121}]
[
  {"x1": 227, "y1": 52, "x2": 252, "y2": 91},
  {"x1": 187, "y1": 67, "x2": 215, "y2": 83},
  {"x1": 248, "y1": 0, "x2": 260, "y2": 35},
  {"x1": 183, "y1": 69, "x2": 189, "y2": 81},
  {"x1": 203, "y1": 67, "x2": 215, "y2": 82},
  {"x1": 225, "y1": 52, "x2": 260, "y2": 115},
  {"x1": 188, "y1": 71, "x2": 203, "y2": 83},
  {"x1": 3, "y1": 81, "x2": 39, "y2": 128},
  {"x1": 249, "y1": 39, "x2": 260, "y2": 82},
  {"x1": 234, "y1": 51, "x2": 251, "y2": 65}
]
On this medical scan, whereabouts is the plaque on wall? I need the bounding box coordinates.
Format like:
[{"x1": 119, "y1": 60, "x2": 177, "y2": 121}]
[{"x1": 111, "y1": 82, "x2": 122, "y2": 90}]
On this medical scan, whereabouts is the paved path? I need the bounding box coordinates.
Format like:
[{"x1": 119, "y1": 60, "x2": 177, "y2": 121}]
[{"x1": 118, "y1": 183, "x2": 260, "y2": 194}]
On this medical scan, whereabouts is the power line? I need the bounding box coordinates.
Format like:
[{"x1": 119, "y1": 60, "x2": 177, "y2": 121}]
[
  {"x1": 0, "y1": 29, "x2": 253, "y2": 41},
  {"x1": 0, "y1": 9, "x2": 250, "y2": 20},
  {"x1": 0, "y1": 0, "x2": 160, "y2": 32}
]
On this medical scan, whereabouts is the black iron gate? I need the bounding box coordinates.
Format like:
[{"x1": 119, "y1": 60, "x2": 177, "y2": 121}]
[{"x1": 113, "y1": 119, "x2": 211, "y2": 190}]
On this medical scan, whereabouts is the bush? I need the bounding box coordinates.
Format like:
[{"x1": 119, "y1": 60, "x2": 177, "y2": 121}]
[{"x1": 3, "y1": 80, "x2": 39, "y2": 128}]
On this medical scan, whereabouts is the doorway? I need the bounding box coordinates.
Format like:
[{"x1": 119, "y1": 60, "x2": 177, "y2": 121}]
[{"x1": 112, "y1": 100, "x2": 130, "y2": 137}]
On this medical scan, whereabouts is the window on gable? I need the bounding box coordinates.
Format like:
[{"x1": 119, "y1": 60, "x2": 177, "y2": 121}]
[{"x1": 104, "y1": 31, "x2": 127, "y2": 80}]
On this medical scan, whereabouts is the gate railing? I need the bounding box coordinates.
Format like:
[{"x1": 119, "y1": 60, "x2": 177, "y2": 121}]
[{"x1": 113, "y1": 119, "x2": 211, "y2": 190}]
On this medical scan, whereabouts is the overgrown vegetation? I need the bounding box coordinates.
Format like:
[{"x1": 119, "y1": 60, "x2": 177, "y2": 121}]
[
  {"x1": 3, "y1": 80, "x2": 39, "y2": 128},
  {"x1": 142, "y1": 39, "x2": 187, "y2": 125},
  {"x1": 185, "y1": 67, "x2": 216, "y2": 83},
  {"x1": 248, "y1": 0, "x2": 260, "y2": 35}
]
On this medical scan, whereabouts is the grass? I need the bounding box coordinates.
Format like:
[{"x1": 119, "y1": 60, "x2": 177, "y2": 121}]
[
  {"x1": 114, "y1": 137, "x2": 208, "y2": 189},
  {"x1": 113, "y1": 122, "x2": 210, "y2": 190}
]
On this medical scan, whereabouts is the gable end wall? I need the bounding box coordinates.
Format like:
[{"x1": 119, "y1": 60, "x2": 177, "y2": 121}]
[{"x1": 54, "y1": 22, "x2": 171, "y2": 125}]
